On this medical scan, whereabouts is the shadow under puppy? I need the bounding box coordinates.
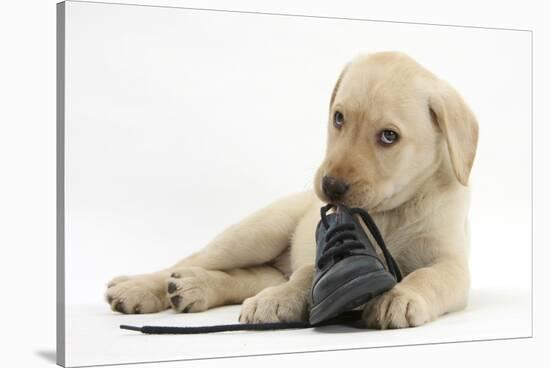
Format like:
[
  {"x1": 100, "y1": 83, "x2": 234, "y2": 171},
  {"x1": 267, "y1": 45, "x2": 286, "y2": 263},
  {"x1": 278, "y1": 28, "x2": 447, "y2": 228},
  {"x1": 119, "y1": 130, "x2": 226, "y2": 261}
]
[{"x1": 106, "y1": 51, "x2": 478, "y2": 329}]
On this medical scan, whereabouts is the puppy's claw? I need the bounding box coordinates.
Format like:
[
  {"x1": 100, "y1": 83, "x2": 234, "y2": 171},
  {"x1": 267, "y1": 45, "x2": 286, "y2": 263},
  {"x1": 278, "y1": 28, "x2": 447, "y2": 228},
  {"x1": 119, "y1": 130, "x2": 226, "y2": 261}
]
[
  {"x1": 114, "y1": 301, "x2": 125, "y2": 313},
  {"x1": 167, "y1": 282, "x2": 178, "y2": 293},
  {"x1": 170, "y1": 295, "x2": 182, "y2": 309}
]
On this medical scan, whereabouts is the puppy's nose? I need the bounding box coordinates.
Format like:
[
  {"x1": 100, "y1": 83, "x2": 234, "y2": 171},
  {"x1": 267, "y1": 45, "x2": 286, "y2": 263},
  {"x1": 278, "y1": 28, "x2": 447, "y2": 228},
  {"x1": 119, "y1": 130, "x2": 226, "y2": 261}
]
[{"x1": 322, "y1": 175, "x2": 349, "y2": 201}]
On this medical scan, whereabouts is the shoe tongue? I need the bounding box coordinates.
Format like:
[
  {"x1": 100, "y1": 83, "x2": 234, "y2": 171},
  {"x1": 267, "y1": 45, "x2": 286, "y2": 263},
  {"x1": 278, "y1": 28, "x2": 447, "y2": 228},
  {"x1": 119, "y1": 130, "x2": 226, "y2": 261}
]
[
  {"x1": 316, "y1": 205, "x2": 358, "y2": 234},
  {"x1": 335, "y1": 206, "x2": 357, "y2": 224}
]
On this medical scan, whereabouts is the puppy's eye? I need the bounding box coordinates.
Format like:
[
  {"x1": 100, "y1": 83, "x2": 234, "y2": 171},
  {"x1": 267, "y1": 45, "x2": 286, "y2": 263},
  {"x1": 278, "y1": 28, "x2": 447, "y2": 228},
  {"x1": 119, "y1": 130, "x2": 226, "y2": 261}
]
[
  {"x1": 379, "y1": 130, "x2": 399, "y2": 145},
  {"x1": 333, "y1": 111, "x2": 344, "y2": 129}
]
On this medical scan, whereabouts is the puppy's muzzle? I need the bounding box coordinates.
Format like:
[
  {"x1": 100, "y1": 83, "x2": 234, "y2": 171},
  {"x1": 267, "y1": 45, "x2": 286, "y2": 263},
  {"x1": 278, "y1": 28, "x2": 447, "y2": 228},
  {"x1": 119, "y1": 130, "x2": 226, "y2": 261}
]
[{"x1": 322, "y1": 175, "x2": 349, "y2": 202}]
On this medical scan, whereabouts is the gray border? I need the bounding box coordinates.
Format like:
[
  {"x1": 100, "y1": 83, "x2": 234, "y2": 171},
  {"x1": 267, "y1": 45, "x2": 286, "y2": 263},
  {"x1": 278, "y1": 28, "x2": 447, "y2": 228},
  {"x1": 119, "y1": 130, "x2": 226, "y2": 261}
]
[
  {"x1": 67, "y1": 0, "x2": 532, "y2": 32},
  {"x1": 66, "y1": 336, "x2": 532, "y2": 368},
  {"x1": 530, "y1": 31, "x2": 534, "y2": 338},
  {"x1": 56, "y1": 2, "x2": 66, "y2": 367},
  {"x1": 57, "y1": 1, "x2": 534, "y2": 367}
]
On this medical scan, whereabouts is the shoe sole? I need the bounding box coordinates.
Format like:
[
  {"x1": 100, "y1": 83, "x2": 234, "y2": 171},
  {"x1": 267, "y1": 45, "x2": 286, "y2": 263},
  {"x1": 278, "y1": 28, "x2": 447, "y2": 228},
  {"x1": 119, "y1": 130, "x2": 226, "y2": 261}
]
[{"x1": 309, "y1": 270, "x2": 396, "y2": 325}]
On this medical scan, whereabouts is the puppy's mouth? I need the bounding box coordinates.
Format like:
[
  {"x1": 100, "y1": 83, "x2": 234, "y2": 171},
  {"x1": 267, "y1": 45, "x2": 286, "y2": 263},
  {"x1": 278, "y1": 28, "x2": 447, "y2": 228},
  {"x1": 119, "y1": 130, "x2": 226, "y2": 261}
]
[
  {"x1": 338, "y1": 188, "x2": 397, "y2": 213},
  {"x1": 319, "y1": 189, "x2": 374, "y2": 210}
]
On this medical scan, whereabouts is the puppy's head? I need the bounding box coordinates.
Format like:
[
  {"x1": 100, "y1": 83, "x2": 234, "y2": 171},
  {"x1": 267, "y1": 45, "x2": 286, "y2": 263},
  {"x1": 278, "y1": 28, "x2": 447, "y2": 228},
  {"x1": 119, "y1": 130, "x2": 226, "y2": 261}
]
[{"x1": 314, "y1": 52, "x2": 478, "y2": 211}]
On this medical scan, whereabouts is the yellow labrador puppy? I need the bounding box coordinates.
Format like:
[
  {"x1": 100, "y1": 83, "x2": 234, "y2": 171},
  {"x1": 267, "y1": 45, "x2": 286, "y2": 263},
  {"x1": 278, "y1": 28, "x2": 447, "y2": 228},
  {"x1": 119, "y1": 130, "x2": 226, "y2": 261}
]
[{"x1": 106, "y1": 51, "x2": 478, "y2": 329}]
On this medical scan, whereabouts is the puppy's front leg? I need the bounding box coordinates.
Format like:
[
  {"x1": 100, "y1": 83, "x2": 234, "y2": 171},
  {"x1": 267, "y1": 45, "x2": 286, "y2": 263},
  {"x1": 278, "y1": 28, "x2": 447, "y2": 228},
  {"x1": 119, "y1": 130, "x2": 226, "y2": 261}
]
[
  {"x1": 239, "y1": 264, "x2": 315, "y2": 323},
  {"x1": 362, "y1": 257, "x2": 469, "y2": 329},
  {"x1": 105, "y1": 191, "x2": 316, "y2": 314}
]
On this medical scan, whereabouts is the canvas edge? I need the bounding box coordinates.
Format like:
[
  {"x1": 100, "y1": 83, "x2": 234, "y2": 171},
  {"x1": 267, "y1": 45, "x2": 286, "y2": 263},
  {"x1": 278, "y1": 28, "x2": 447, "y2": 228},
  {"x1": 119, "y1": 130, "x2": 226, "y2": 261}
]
[{"x1": 56, "y1": 1, "x2": 66, "y2": 367}]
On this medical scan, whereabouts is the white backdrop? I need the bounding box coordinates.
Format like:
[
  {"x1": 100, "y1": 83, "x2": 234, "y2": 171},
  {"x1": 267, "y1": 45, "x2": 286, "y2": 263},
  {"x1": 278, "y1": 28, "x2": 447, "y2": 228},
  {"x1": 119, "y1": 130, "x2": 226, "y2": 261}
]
[
  {"x1": 64, "y1": 2, "x2": 531, "y2": 310},
  {"x1": 3, "y1": 0, "x2": 548, "y2": 367}
]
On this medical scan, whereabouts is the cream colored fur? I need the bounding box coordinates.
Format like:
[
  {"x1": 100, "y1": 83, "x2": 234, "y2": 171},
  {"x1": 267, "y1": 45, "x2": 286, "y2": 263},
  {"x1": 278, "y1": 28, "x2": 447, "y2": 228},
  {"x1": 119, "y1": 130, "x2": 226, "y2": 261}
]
[{"x1": 105, "y1": 51, "x2": 478, "y2": 329}]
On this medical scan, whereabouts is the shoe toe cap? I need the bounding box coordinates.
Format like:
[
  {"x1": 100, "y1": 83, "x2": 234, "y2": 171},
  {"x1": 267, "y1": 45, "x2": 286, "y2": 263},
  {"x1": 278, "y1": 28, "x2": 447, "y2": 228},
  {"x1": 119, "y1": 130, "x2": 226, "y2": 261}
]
[{"x1": 311, "y1": 255, "x2": 386, "y2": 305}]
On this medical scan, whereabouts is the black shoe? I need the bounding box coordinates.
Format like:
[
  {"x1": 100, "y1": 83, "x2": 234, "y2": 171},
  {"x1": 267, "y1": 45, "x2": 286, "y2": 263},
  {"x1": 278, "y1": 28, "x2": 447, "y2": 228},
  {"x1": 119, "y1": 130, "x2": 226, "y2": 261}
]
[{"x1": 309, "y1": 203, "x2": 402, "y2": 325}]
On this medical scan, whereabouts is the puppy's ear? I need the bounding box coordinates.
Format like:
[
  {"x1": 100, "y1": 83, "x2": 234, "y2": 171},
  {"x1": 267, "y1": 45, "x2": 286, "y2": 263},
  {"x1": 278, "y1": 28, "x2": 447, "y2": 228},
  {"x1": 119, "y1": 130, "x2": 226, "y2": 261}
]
[
  {"x1": 429, "y1": 80, "x2": 479, "y2": 186},
  {"x1": 330, "y1": 64, "x2": 349, "y2": 107}
]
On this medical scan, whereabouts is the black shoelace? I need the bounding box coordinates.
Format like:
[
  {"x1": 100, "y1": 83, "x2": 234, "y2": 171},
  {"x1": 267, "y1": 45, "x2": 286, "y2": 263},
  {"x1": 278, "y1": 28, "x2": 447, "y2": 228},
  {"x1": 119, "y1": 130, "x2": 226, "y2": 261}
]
[
  {"x1": 317, "y1": 203, "x2": 402, "y2": 282},
  {"x1": 119, "y1": 203, "x2": 401, "y2": 334},
  {"x1": 120, "y1": 309, "x2": 363, "y2": 334}
]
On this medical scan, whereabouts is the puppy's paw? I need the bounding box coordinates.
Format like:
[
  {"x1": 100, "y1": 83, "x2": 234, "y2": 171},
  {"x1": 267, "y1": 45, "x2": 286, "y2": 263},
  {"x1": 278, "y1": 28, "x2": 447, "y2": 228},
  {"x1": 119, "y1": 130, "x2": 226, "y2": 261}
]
[
  {"x1": 239, "y1": 285, "x2": 308, "y2": 323},
  {"x1": 105, "y1": 274, "x2": 169, "y2": 314},
  {"x1": 362, "y1": 284, "x2": 432, "y2": 329},
  {"x1": 165, "y1": 267, "x2": 216, "y2": 313}
]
